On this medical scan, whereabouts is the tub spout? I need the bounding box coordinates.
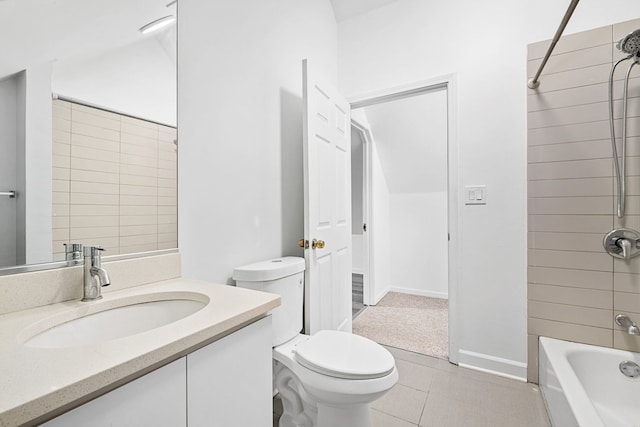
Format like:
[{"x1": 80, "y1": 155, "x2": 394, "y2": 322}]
[{"x1": 615, "y1": 314, "x2": 640, "y2": 336}]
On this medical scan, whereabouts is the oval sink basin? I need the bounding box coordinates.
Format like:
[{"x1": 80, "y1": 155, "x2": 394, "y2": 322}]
[{"x1": 21, "y1": 293, "x2": 208, "y2": 349}]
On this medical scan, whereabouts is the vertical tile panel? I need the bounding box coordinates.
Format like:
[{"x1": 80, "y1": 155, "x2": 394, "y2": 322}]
[
  {"x1": 526, "y1": 21, "x2": 630, "y2": 357},
  {"x1": 158, "y1": 125, "x2": 178, "y2": 249},
  {"x1": 52, "y1": 100, "x2": 71, "y2": 259},
  {"x1": 54, "y1": 102, "x2": 178, "y2": 257},
  {"x1": 120, "y1": 117, "x2": 159, "y2": 254}
]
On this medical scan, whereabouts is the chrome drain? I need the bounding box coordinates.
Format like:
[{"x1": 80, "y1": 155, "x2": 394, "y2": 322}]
[{"x1": 619, "y1": 360, "x2": 640, "y2": 378}]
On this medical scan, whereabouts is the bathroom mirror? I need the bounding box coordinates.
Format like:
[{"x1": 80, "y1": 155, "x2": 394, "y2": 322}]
[{"x1": 0, "y1": 0, "x2": 177, "y2": 273}]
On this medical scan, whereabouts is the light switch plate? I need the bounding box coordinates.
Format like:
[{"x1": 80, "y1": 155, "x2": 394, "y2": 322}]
[{"x1": 465, "y1": 185, "x2": 486, "y2": 205}]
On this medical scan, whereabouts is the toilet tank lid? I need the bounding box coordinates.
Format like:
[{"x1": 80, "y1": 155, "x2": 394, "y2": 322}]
[{"x1": 233, "y1": 257, "x2": 305, "y2": 282}]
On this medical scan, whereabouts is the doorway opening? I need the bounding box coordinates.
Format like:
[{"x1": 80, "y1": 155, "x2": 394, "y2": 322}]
[{"x1": 348, "y1": 77, "x2": 458, "y2": 362}]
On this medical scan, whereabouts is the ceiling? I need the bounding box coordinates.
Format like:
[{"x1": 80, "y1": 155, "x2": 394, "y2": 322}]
[
  {"x1": 0, "y1": 0, "x2": 396, "y2": 80},
  {"x1": 330, "y1": 0, "x2": 397, "y2": 22},
  {"x1": 0, "y1": 0, "x2": 175, "y2": 80}
]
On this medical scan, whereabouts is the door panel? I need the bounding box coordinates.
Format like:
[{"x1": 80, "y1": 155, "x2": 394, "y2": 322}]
[{"x1": 303, "y1": 59, "x2": 352, "y2": 334}]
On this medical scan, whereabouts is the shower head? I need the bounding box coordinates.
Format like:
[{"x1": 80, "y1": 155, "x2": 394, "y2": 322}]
[{"x1": 617, "y1": 29, "x2": 640, "y2": 56}]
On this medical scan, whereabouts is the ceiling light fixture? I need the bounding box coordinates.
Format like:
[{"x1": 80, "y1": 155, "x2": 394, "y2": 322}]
[{"x1": 139, "y1": 15, "x2": 175, "y2": 34}]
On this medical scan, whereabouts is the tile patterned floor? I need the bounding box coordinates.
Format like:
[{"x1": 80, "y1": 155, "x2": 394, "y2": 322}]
[
  {"x1": 273, "y1": 346, "x2": 551, "y2": 427},
  {"x1": 372, "y1": 346, "x2": 550, "y2": 427}
]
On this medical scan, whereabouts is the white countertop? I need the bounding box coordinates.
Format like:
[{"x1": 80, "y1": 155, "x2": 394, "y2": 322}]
[{"x1": 0, "y1": 278, "x2": 280, "y2": 427}]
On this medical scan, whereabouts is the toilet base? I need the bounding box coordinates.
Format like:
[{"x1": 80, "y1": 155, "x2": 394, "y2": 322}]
[
  {"x1": 275, "y1": 361, "x2": 376, "y2": 427},
  {"x1": 275, "y1": 362, "x2": 315, "y2": 427},
  {"x1": 276, "y1": 394, "x2": 373, "y2": 427}
]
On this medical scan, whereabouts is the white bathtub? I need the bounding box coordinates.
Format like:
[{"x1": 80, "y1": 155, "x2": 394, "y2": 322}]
[{"x1": 539, "y1": 337, "x2": 640, "y2": 427}]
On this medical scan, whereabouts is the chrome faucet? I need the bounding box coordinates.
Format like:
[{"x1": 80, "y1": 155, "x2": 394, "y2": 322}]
[
  {"x1": 64, "y1": 243, "x2": 83, "y2": 265},
  {"x1": 615, "y1": 314, "x2": 640, "y2": 336},
  {"x1": 82, "y1": 246, "x2": 110, "y2": 301}
]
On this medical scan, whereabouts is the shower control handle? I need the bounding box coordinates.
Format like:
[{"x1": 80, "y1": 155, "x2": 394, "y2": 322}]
[
  {"x1": 617, "y1": 237, "x2": 632, "y2": 260},
  {"x1": 604, "y1": 228, "x2": 640, "y2": 260}
]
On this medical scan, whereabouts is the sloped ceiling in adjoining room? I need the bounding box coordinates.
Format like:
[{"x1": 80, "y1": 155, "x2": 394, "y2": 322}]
[
  {"x1": 330, "y1": 0, "x2": 397, "y2": 22},
  {"x1": 360, "y1": 88, "x2": 448, "y2": 194}
]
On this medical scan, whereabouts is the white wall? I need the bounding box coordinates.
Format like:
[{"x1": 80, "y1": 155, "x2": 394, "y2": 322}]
[
  {"x1": 0, "y1": 76, "x2": 18, "y2": 267},
  {"x1": 337, "y1": 0, "x2": 640, "y2": 378},
  {"x1": 351, "y1": 127, "x2": 364, "y2": 236},
  {"x1": 390, "y1": 192, "x2": 448, "y2": 298},
  {"x1": 524, "y1": 1, "x2": 640, "y2": 44},
  {"x1": 20, "y1": 65, "x2": 53, "y2": 265},
  {"x1": 351, "y1": 127, "x2": 364, "y2": 274},
  {"x1": 370, "y1": 139, "x2": 391, "y2": 302},
  {"x1": 178, "y1": 0, "x2": 337, "y2": 284},
  {"x1": 352, "y1": 108, "x2": 392, "y2": 303},
  {"x1": 53, "y1": 35, "x2": 176, "y2": 126},
  {"x1": 360, "y1": 88, "x2": 449, "y2": 300}
]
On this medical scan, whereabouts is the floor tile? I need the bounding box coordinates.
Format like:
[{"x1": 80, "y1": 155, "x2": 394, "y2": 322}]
[
  {"x1": 371, "y1": 383, "x2": 427, "y2": 424},
  {"x1": 385, "y1": 345, "x2": 445, "y2": 368},
  {"x1": 273, "y1": 346, "x2": 550, "y2": 426},
  {"x1": 273, "y1": 395, "x2": 282, "y2": 427},
  {"x1": 419, "y1": 371, "x2": 550, "y2": 427},
  {"x1": 372, "y1": 409, "x2": 418, "y2": 427},
  {"x1": 395, "y1": 359, "x2": 437, "y2": 392}
]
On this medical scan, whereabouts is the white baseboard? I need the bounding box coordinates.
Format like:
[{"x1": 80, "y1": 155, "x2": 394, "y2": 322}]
[
  {"x1": 457, "y1": 349, "x2": 527, "y2": 381},
  {"x1": 388, "y1": 286, "x2": 448, "y2": 300},
  {"x1": 373, "y1": 288, "x2": 390, "y2": 305}
]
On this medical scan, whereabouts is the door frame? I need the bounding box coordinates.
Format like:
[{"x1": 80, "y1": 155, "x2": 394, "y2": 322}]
[
  {"x1": 347, "y1": 74, "x2": 459, "y2": 364},
  {"x1": 350, "y1": 119, "x2": 372, "y2": 308}
]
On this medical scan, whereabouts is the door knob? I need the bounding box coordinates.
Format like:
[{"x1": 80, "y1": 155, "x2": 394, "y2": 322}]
[
  {"x1": 312, "y1": 239, "x2": 325, "y2": 249},
  {"x1": 298, "y1": 239, "x2": 309, "y2": 249}
]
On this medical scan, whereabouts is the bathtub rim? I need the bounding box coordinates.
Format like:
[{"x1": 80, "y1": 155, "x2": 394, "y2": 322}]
[{"x1": 538, "y1": 336, "x2": 605, "y2": 427}]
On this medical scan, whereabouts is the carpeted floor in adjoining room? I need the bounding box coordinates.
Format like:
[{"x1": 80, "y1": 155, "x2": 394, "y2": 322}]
[{"x1": 352, "y1": 291, "x2": 448, "y2": 359}]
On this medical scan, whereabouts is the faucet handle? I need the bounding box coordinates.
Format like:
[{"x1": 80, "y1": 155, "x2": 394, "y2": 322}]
[
  {"x1": 64, "y1": 243, "x2": 83, "y2": 252},
  {"x1": 83, "y1": 246, "x2": 105, "y2": 257},
  {"x1": 63, "y1": 243, "x2": 83, "y2": 263}
]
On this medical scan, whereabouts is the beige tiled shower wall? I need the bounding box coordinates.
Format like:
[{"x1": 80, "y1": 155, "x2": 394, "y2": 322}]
[
  {"x1": 52, "y1": 100, "x2": 177, "y2": 260},
  {"x1": 527, "y1": 18, "x2": 640, "y2": 382}
]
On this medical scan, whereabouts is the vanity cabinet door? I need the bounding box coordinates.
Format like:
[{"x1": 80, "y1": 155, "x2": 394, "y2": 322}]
[
  {"x1": 43, "y1": 358, "x2": 187, "y2": 427},
  {"x1": 187, "y1": 316, "x2": 272, "y2": 427}
]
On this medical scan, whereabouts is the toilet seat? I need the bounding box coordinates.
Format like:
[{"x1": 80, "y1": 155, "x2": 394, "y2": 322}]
[
  {"x1": 273, "y1": 332, "x2": 399, "y2": 424},
  {"x1": 294, "y1": 330, "x2": 395, "y2": 380}
]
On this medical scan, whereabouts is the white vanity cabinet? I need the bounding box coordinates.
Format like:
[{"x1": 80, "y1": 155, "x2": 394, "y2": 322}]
[
  {"x1": 43, "y1": 358, "x2": 187, "y2": 427},
  {"x1": 187, "y1": 315, "x2": 273, "y2": 427},
  {"x1": 43, "y1": 316, "x2": 272, "y2": 427}
]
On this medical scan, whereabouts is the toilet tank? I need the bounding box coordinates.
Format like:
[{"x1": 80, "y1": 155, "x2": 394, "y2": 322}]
[{"x1": 233, "y1": 257, "x2": 305, "y2": 346}]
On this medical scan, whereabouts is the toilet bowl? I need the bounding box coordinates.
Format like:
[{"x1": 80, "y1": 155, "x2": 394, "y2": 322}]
[{"x1": 233, "y1": 257, "x2": 398, "y2": 427}]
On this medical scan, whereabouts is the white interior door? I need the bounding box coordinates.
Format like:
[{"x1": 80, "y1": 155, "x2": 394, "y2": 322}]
[{"x1": 302, "y1": 59, "x2": 352, "y2": 334}]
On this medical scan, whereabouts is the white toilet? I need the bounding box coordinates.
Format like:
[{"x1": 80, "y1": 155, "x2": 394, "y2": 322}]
[{"x1": 233, "y1": 257, "x2": 398, "y2": 427}]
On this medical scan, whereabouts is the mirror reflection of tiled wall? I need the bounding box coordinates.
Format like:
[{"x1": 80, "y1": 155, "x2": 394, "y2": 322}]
[{"x1": 52, "y1": 99, "x2": 177, "y2": 260}]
